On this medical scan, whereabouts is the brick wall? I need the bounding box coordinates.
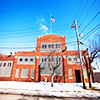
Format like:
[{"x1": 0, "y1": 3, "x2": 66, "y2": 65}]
[{"x1": 0, "y1": 34, "x2": 92, "y2": 83}]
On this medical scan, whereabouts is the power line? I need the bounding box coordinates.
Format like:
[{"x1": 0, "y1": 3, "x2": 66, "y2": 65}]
[
  {"x1": 0, "y1": 41, "x2": 77, "y2": 50},
  {"x1": 74, "y1": 0, "x2": 83, "y2": 20},
  {"x1": 80, "y1": 24, "x2": 100, "y2": 41},
  {"x1": 79, "y1": 0, "x2": 96, "y2": 27},
  {"x1": 77, "y1": 0, "x2": 88, "y2": 23},
  {"x1": 80, "y1": 42, "x2": 91, "y2": 50},
  {"x1": 81, "y1": 27, "x2": 100, "y2": 41},
  {"x1": 80, "y1": 23, "x2": 100, "y2": 40},
  {"x1": 80, "y1": 11, "x2": 100, "y2": 34},
  {"x1": 0, "y1": 24, "x2": 69, "y2": 33},
  {"x1": 0, "y1": 28, "x2": 72, "y2": 38}
]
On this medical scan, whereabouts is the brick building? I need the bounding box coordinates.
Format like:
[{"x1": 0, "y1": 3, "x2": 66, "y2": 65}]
[{"x1": 0, "y1": 34, "x2": 92, "y2": 83}]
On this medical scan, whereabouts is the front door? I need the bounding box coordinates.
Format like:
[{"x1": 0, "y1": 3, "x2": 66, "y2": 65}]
[{"x1": 75, "y1": 70, "x2": 81, "y2": 83}]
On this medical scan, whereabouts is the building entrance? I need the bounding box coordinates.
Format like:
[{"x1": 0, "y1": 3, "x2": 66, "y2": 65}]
[{"x1": 75, "y1": 70, "x2": 81, "y2": 83}]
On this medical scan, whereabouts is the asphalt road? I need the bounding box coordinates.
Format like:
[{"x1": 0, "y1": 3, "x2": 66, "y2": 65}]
[{"x1": 0, "y1": 94, "x2": 100, "y2": 100}]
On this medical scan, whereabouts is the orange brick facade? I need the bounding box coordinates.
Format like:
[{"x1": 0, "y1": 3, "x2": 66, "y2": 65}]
[{"x1": 0, "y1": 34, "x2": 92, "y2": 83}]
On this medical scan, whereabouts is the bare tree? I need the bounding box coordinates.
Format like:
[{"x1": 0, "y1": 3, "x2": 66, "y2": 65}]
[
  {"x1": 48, "y1": 56, "x2": 62, "y2": 87},
  {"x1": 88, "y1": 34, "x2": 100, "y2": 82},
  {"x1": 89, "y1": 34, "x2": 100, "y2": 65}
]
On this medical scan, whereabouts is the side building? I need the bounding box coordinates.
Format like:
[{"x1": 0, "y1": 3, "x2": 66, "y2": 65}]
[{"x1": 0, "y1": 34, "x2": 92, "y2": 83}]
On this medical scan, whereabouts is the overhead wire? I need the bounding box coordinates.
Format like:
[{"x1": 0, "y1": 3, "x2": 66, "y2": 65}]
[
  {"x1": 81, "y1": 26, "x2": 100, "y2": 41},
  {"x1": 0, "y1": 25, "x2": 71, "y2": 38},
  {"x1": 74, "y1": 0, "x2": 83, "y2": 20},
  {"x1": 80, "y1": 23, "x2": 100, "y2": 40},
  {"x1": 79, "y1": 0, "x2": 96, "y2": 27},
  {"x1": 80, "y1": 11, "x2": 100, "y2": 34},
  {"x1": 0, "y1": 24, "x2": 69, "y2": 33},
  {"x1": 77, "y1": 0, "x2": 88, "y2": 23},
  {"x1": 0, "y1": 41, "x2": 77, "y2": 50}
]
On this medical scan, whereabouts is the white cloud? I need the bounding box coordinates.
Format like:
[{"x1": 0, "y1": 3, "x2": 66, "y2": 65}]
[
  {"x1": 39, "y1": 24, "x2": 48, "y2": 34},
  {"x1": 36, "y1": 17, "x2": 49, "y2": 34}
]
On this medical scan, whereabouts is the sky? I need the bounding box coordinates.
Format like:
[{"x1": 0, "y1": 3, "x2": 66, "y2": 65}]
[{"x1": 0, "y1": 0, "x2": 100, "y2": 55}]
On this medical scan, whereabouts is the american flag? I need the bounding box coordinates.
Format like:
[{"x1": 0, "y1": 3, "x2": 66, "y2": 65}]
[{"x1": 51, "y1": 16, "x2": 55, "y2": 22}]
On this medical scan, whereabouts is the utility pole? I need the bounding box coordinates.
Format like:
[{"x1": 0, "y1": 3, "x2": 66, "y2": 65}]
[{"x1": 71, "y1": 20, "x2": 86, "y2": 89}]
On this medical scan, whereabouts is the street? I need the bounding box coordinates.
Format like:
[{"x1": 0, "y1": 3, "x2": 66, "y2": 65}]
[{"x1": 0, "y1": 94, "x2": 100, "y2": 100}]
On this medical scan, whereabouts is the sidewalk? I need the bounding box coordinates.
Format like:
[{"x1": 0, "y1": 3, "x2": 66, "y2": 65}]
[{"x1": 0, "y1": 81, "x2": 100, "y2": 99}]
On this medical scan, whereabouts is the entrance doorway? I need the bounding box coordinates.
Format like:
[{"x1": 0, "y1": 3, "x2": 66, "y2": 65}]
[{"x1": 75, "y1": 70, "x2": 81, "y2": 83}]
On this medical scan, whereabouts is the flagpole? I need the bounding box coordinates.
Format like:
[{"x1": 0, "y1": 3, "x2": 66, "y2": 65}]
[
  {"x1": 50, "y1": 21, "x2": 52, "y2": 34},
  {"x1": 50, "y1": 16, "x2": 55, "y2": 34}
]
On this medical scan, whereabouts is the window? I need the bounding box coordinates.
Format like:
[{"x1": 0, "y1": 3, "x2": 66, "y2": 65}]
[
  {"x1": 3, "y1": 63, "x2": 6, "y2": 67},
  {"x1": 42, "y1": 44, "x2": 45, "y2": 49},
  {"x1": 68, "y1": 58, "x2": 71, "y2": 61},
  {"x1": 59, "y1": 58, "x2": 61, "y2": 61},
  {"x1": 40, "y1": 56, "x2": 62, "y2": 75},
  {"x1": 48, "y1": 44, "x2": 51, "y2": 49},
  {"x1": 41, "y1": 42, "x2": 61, "y2": 52},
  {"x1": 21, "y1": 69, "x2": 29, "y2": 78},
  {"x1": 25, "y1": 58, "x2": 28, "y2": 62},
  {"x1": 67, "y1": 56, "x2": 81, "y2": 64},
  {"x1": 56, "y1": 44, "x2": 58, "y2": 48},
  {"x1": 31, "y1": 69, "x2": 34, "y2": 79},
  {"x1": 52, "y1": 44, "x2": 54, "y2": 48},
  {"x1": 30, "y1": 58, "x2": 33, "y2": 61},
  {"x1": 44, "y1": 44, "x2": 47, "y2": 49},
  {"x1": 15, "y1": 69, "x2": 19, "y2": 78},
  {"x1": 68, "y1": 69, "x2": 73, "y2": 79},
  {"x1": 48, "y1": 57, "x2": 50, "y2": 62},
  {"x1": 19, "y1": 58, "x2": 23, "y2": 62},
  {"x1": 58, "y1": 44, "x2": 60, "y2": 48},
  {"x1": 73, "y1": 57, "x2": 77, "y2": 61},
  {"x1": 83, "y1": 69, "x2": 87, "y2": 79},
  {"x1": 0, "y1": 63, "x2": 2, "y2": 67},
  {"x1": 8, "y1": 63, "x2": 12, "y2": 67},
  {"x1": 17, "y1": 56, "x2": 35, "y2": 64},
  {"x1": 44, "y1": 58, "x2": 47, "y2": 62},
  {"x1": 42, "y1": 58, "x2": 44, "y2": 62}
]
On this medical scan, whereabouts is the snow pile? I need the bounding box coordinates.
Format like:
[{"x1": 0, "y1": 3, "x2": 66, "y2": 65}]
[{"x1": 0, "y1": 81, "x2": 100, "y2": 98}]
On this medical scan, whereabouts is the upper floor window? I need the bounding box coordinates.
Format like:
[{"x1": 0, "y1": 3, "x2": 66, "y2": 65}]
[
  {"x1": 0, "y1": 61, "x2": 13, "y2": 67},
  {"x1": 44, "y1": 44, "x2": 47, "y2": 49},
  {"x1": 48, "y1": 44, "x2": 51, "y2": 49},
  {"x1": 40, "y1": 56, "x2": 62, "y2": 75},
  {"x1": 19, "y1": 58, "x2": 23, "y2": 62},
  {"x1": 41, "y1": 42, "x2": 61, "y2": 52},
  {"x1": 67, "y1": 56, "x2": 84, "y2": 65},
  {"x1": 42, "y1": 44, "x2": 45, "y2": 49},
  {"x1": 52, "y1": 44, "x2": 54, "y2": 48},
  {"x1": 30, "y1": 58, "x2": 33, "y2": 61},
  {"x1": 3, "y1": 63, "x2": 6, "y2": 67},
  {"x1": 17, "y1": 56, "x2": 35, "y2": 65},
  {"x1": 8, "y1": 63, "x2": 12, "y2": 67},
  {"x1": 0, "y1": 63, "x2": 2, "y2": 67},
  {"x1": 25, "y1": 58, "x2": 28, "y2": 62}
]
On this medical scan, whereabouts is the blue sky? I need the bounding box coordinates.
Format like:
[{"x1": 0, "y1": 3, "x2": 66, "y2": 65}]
[{"x1": 0, "y1": 0, "x2": 100, "y2": 55}]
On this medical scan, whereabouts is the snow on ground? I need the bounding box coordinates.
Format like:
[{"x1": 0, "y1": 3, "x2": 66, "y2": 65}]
[{"x1": 0, "y1": 81, "x2": 100, "y2": 98}]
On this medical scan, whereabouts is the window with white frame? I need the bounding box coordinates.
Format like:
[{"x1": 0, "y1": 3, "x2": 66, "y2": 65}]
[
  {"x1": 40, "y1": 56, "x2": 62, "y2": 75},
  {"x1": 15, "y1": 69, "x2": 19, "y2": 78},
  {"x1": 68, "y1": 69, "x2": 73, "y2": 79},
  {"x1": 0, "y1": 61, "x2": 13, "y2": 77},
  {"x1": 17, "y1": 56, "x2": 35, "y2": 65},
  {"x1": 67, "y1": 56, "x2": 85, "y2": 64},
  {"x1": 83, "y1": 69, "x2": 87, "y2": 79},
  {"x1": 21, "y1": 69, "x2": 29, "y2": 78},
  {"x1": 41, "y1": 42, "x2": 61, "y2": 52},
  {"x1": 31, "y1": 69, "x2": 35, "y2": 79}
]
